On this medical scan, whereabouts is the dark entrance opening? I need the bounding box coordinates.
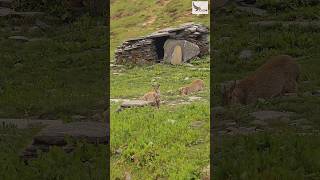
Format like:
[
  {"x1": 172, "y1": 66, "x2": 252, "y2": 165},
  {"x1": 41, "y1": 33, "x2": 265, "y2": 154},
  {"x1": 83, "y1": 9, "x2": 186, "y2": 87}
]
[{"x1": 154, "y1": 36, "x2": 169, "y2": 61}]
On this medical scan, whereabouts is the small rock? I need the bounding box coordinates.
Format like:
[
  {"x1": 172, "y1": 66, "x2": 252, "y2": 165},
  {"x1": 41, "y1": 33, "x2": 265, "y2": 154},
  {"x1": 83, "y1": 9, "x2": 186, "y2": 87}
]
[
  {"x1": 120, "y1": 100, "x2": 153, "y2": 108},
  {"x1": 239, "y1": 49, "x2": 253, "y2": 60},
  {"x1": 190, "y1": 121, "x2": 205, "y2": 128},
  {"x1": 184, "y1": 77, "x2": 190, "y2": 81},
  {"x1": 8, "y1": 36, "x2": 29, "y2": 42},
  {"x1": 311, "y1": 90, "x2": 320, "y2": 96},
  {"x1": 115, "y1": 148, "x2": 122, "y2": 155},
  {"x1": 188, "y1": 96, "x2": 202, "y2": 101},
  {"x1": 184, "y1": 63, "x2": 194, "y2": 67}
]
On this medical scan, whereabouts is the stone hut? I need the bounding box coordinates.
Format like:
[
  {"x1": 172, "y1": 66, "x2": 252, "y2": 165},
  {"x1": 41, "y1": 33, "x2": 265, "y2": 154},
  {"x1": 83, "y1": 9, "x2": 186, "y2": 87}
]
[{"x1": 114, "y1": 23, "x2": 209, "y2": 65}]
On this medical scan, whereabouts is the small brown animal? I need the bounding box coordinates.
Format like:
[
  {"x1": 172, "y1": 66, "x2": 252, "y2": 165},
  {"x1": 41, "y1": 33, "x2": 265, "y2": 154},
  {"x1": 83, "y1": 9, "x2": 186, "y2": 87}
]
[
  {"x1": 222, "y1": 55, "x2": 300, "y2": 105},
  {"x1": 179, "y1": 79, "x2": 205, "y2": 96},
  {"x1": 141, "y1": 84, "x2": 161, "y2": 108}
]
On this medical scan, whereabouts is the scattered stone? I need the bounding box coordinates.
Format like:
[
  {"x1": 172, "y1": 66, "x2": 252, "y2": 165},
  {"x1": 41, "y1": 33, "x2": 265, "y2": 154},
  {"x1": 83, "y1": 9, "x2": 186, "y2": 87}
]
[
  {"x1": 22, "y1": 121, "x2": 107, "y2": 160},
  {"x1": 115, "y1": 148, "x2": 122, "y2": 155},
  {"x1": 35, "y1": 19, "x2": 50, "y2": 30},
  {"x1": 184, "y1": 63, "x2": 194, "y2": 67},
  {"x1": 8, "y1": 36, "x2": 29, "y2": 42},
  {"x1": 311, "y1": 90, "x2": 320, "y2": 96},
  {"x1": 188, "y1": 96, "x2": 202, "y2": 101},
  {"x1": 116, "y1": 100, "x2": 154, "y2": 112},
  {"x1": 110, "y1": 98, "x2": 130, "y2": 103},
  {"x1": 190, "y1": 121, "x2": 205, "y2": 128},
  {"x1": 250, "y1": 111, "x2": 294, "y2": 121},
  {"x1": 239, "y1": 49, "x2": 253, "y2": 60}
]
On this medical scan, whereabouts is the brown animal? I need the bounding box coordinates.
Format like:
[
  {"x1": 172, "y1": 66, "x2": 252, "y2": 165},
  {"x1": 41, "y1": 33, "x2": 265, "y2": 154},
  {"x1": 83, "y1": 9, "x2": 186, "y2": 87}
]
[
  {"x1": 222, "y1": 55, "x2": 300, "y2": 105},
  {"x1": 141, "y1": 84, "x2": 161, "y2": 108},
  {"x1": 179, "y1": 79, "x2": 205, "y2": 96}
]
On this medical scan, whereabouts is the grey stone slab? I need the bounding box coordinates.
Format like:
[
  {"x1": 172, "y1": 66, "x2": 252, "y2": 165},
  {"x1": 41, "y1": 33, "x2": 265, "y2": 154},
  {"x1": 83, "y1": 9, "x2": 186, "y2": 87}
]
[
  {"x1": 250, "y1": 111, "x2": 294, "y2": 121},
  {"x1": 163, "y1": 39, "x2": 200, "y2": 63},
  {"x1": 35, "y1": 121, "x2": 107, "y2": 145},
  {"x1": 120, "y1": 100, "x2": 152, "y2": 108}
]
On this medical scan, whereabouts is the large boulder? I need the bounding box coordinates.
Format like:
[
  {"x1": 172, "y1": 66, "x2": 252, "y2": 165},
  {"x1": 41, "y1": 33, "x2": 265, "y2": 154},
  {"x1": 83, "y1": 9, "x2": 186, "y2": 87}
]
[{"x1": 163, "y1": 39, "x2": 200, "y2": 64}]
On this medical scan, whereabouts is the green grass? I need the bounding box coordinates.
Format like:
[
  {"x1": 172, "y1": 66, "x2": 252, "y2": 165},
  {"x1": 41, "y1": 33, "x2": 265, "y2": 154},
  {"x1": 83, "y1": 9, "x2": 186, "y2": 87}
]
[
  {"x1": 0, "y1": 14, "x2": 107, "y2": 179},
  {"x1": 214, "y1": 133, "x2": 320, "y2": 180},
  {"x1": 111, "y1": 0, "x2": 210, "y2": 178},
  {"x1": 213, "y1": 1, "x2": 320, "y2": 178},
  {"x1": 111, "y1": 59, "x2": 210, "y2": 179},
  {"x1": 0, "y1": 15, "x2": 107, "y2": 119},
  {"x1": 110, "y1": 0, "x2": 209, "y2": 61}
]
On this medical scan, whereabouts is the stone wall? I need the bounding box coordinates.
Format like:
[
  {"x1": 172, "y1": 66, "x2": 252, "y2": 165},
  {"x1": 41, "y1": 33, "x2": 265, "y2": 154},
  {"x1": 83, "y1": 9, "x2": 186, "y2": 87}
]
[
  {"x1": 115, "y1": 38, "x2": 158, "y2": 65},
  {"x1": 115, "y1": 23, "x2": 209, "y2": 65}
]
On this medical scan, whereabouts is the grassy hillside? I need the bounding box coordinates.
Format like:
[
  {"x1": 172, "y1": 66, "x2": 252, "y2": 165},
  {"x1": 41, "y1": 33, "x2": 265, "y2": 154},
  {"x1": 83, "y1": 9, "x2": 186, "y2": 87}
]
[
  {"x1": 110, "y1": 0, "x2": 209, "y2": 60},
  {"x1": 213, "y1": 1, "x2": 320, "y2": 179},
  {"x1": 110, "y1": 0, "x2": 210, "y2": 179}
]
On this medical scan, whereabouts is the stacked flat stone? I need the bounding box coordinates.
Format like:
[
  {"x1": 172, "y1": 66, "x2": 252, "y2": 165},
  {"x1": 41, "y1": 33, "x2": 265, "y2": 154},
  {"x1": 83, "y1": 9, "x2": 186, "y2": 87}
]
[
  {"x1": 172, "y1": 23, "x2": 209, "y2": 56},
  {"x1": 115, "y1": 23, "x2": 209, "y2": 65},
  {"x1": 115, "y1": 38, "x2": 158, "y2": 65}
]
